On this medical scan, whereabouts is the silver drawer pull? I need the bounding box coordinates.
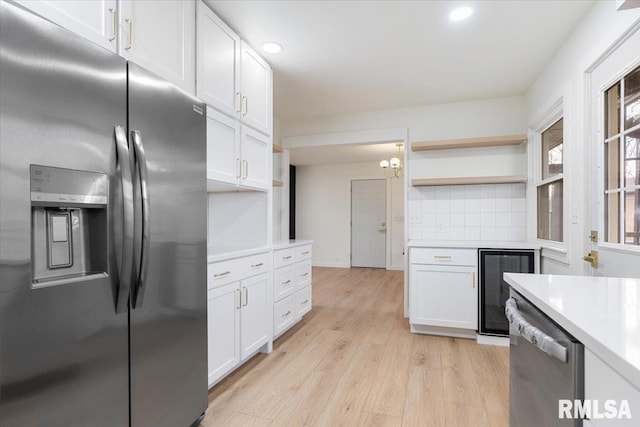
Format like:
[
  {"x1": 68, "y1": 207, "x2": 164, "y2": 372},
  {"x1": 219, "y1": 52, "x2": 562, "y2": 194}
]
[
  {"x1": 283, "y1": 255, "x2": 292, "y2": 260},
  {"x1": 301, "y1": 299, "x2": 309, "y2": 304},
  {"x1": 434, "y1": 256, "x2": 451, "y2": 260},
  {"x1": 214, "y1": 271, "x2": 230, "y2": 278},
  {"x1": 301, "y1": 251, "x2": 310, "y2": 255},
  {"x1": 282, "y1": 280, "x2": 291, "y2": 285},
  {"x1": 282, "y1": 310, "x2": 291, "y2": 317},
  {"x1": 251, "y1": 262, "x2": 264, "y2": 268},
  {"x1": 301, "y1": 272, "x2": 309, "y2": 277}
]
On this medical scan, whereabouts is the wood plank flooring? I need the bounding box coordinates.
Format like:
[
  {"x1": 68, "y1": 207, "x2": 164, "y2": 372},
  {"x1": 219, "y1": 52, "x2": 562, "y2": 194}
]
[{"x1": 202, "y1": 267, "x2": 509, "y2": 427}]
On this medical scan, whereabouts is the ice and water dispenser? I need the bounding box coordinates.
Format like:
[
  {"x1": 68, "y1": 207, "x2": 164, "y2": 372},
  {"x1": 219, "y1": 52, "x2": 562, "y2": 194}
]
[{"x1": 30, "y1": 165, "x2": 109, "y2": 287}]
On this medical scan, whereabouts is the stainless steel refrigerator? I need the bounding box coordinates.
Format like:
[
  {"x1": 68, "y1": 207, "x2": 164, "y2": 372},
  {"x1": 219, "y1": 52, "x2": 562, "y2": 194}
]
[{"x1": 0, "y1": 2, "x2": 208, "y2": 426}]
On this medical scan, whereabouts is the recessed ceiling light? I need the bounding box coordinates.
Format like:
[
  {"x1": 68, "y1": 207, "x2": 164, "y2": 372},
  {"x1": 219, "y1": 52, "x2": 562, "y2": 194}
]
[
  {"x1": 449, "y1": 6, "x2": 473, "y2": 21},
  {"x1": 262, "y1": 42, "x2": 282, "y2": 54}
]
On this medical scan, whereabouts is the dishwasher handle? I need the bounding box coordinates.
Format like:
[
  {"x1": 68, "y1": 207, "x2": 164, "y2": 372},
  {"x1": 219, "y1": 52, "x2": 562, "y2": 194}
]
[{"x1": 505, "y1": 297, "x2": 568, "y2": 363}]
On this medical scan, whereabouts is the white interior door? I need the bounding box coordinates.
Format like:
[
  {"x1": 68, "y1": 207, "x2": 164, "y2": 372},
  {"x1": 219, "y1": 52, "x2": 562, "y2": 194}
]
[
  {"x1": 351, "y1": 179, "x2": 386, "y2": 268},
  {"x1": 587, "y1": 27, "x2": 640, "y2": 277}
]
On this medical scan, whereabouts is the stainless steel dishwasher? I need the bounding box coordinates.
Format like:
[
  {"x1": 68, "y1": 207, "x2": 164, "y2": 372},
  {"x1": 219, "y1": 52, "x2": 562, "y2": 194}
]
[{"x1": 507, "y1": 289, "x2": 584, "y2": 427}]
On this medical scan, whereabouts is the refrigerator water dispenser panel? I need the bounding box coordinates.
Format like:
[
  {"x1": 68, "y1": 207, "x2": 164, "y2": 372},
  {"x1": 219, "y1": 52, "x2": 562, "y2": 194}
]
[{"x1": 30, "y1": 165, "x2": 109, "y2": 288}]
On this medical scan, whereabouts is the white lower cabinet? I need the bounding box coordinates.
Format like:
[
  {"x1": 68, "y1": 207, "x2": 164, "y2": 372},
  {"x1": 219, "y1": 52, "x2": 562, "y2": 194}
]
[
  {"x1": 240, "y1": 274, "x2": 269, "y2": 359},
  {"x1": 409, "y1": 247, "x2": 477, "y2": 336},
  {"x1": 273, "y1": 243, "x2": 313, "y2": 339},
  {"x1": 584, "y1": 349, "x2": 639, "y2": 426},
  {"x1": 207, "y1": 253, "x2": 272, "y2": 388}
]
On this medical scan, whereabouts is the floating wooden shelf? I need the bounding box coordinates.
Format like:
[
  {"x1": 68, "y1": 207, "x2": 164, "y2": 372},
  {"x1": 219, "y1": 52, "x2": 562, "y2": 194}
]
[
  {"x1": 273, "y1": 144, "x2": 284, "y2": 153},
  {"x1": 411, "y1": 134, "x2": 527, "y2": 152},
  {"x1": 273, "y1": 179, "x2": 284, "y2": 187},
  {"x1": 411, "y1": 175, "x2": 527, "y2": 187}
]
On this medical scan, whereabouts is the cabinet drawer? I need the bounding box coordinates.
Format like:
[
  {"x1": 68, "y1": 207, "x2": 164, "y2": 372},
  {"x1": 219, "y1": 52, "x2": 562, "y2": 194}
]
[
  {"x1": 274, "y1": 265, "x2": 296, "y2": 301},
  {"x1": 238, "y1": 252, "x2": 270, "y2": 278},
  {"x1": 295, "y1": 245, "x2": 312, "y2": 262},
  {"x1": 208, "y1": 258, "x2": 241, "y2": 288},
  {"x1": 274, "y1": 294, "x2": 296, "y2": 336},
  {"x1": 295, "y1": 261, "x2": 312, "y2": 288},
  {"x1": 410, "y1": 248, "x2": 477, "y2": 266},
  {"x1": 296, "y1": 285, "x2": 312, "y2": 318},
  {"x1": 274, "y1": 248, "x2": 295, "y2": 269}
]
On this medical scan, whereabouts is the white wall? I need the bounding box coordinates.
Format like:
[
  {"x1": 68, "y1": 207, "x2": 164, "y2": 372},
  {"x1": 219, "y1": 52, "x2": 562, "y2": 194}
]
[
  {"x1": 525, "y1": 1, "x2": 640, "y2": 275},
  {"x1": 295, "y1": 162, "x2": 404, "y2": 269}
]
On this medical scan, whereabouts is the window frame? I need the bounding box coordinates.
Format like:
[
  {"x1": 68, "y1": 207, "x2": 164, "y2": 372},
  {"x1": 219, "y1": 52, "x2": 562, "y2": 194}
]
[
  {"x1": 529, "y1": 97, "x2": 568, "y2": 263},
  {"x1": 598, "y1": 61, "x2": 640, "y2": 253}
]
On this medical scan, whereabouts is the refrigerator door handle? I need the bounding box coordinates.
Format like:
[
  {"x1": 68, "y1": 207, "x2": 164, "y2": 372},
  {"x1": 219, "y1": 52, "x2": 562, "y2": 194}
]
[
  {"x1": 505, "y1": 297, "x2": 568, "y2": 363},
  {"x1": 114, "y1": 125, "x2": 135, "y2": 313},
  {"x1": 131, "y1": 130, "x2": 151, "y2": 309}
]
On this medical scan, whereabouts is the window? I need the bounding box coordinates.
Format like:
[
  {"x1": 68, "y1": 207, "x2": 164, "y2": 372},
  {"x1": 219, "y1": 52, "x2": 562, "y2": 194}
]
[
  {"x1": 537, "y1": 118, "x2": 564, "y2": 242},
  {"x1": 603, "y1": 64, "x2": 640, "y2": 246}
]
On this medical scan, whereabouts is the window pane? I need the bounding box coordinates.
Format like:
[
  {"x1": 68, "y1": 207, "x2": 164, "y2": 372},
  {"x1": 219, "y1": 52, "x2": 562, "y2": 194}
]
[
  {"x1": 606, "y1": 82, "x2": 621, "y2": 138},
  {"x1": 624, "y1": 190, "x2": 640, "y2": 245},
  {"x1": 625, "y1": 135, "x2": 640, "y2": 188},
  {"x1": 541, "y1": 118, "x2": 563, "y2": 180},
  {"x1": 537, "y1": 180, "x2": 563, "y2": 242},
  {"x1": 606, "y1": 137, "x2": 620, "y2": 190},
  {"x1": 605, "y1": 192, "x2": 620, "y2": 243},
  {"x1": 624, "y1": 65, "x2": 640, "y2": 130}
]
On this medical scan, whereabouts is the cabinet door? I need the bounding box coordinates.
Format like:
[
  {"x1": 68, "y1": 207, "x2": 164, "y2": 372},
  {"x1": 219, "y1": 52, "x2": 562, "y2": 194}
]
[
  {"x1": 206, "y1": 108, "x2": 240, "y2": 186},
  {"x1": 240, "y1": 126, "x2": 270, "y2": 190},
  {"x1": 410, "y1": 264, "x2": 477, "y2": 330},
  {"x1": 240, "y1": 41, "x2": 271, "y2": 135},
  {"x1": 196, "y1": 1, "x2": 240, "y2": 116},
  {"x1": 240, "y1": 274, "x2": 269, "y2": 360},
  {"x1": 207, "y1": 283, "x2": 240, "y2": 387},
  {"x1": 15, "y1": 0, "x2": 117, "y2": 52},
  {"x1": 119, "y1": 0, "x2": 195, "y2": 94}
]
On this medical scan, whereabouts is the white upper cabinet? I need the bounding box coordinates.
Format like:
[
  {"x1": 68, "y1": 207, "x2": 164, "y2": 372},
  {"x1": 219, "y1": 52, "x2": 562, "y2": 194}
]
[
  {"x1": 239, "y1": 42, "x2": 272, "y2": 135},
  {"x1": 206, "y1": 108, "x2": 240, "y2": 186},
  {"x1": 119, "y1": 0, "x2": 195, "y2": 94},
  {"x1": 240, "y1": 126, "x2": 270, "y2": 191},
  {"x1": 197, "y1": 1, "x2": 272, "y2": 136},
  {"x1": 196, "y1": 2, "x2": 240, "y2": 116},
  {"x1": 15, "y1": 0, "x2": 118, "y2": 52}
]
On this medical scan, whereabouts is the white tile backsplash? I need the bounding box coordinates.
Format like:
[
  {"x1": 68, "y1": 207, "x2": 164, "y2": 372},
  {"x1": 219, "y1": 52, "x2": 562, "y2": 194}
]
[{"x1": 408, "y1": 183, "x2": 526, "y2": 242}]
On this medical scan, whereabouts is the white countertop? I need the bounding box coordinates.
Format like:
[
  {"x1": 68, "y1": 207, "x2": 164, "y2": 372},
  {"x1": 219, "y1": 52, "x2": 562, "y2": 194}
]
[
  {"x1": 504, "y1": 273, "x2": 640, "y2": 390},
  {"x1": 273, "y1": 239, "x2": 314, "y2": 250},
  {"x1": 408, "y1": 240, "x2": 541, "y2": 250},
  {"x1": 207, "y1": 246, "x2": 270, "y2": 263}
]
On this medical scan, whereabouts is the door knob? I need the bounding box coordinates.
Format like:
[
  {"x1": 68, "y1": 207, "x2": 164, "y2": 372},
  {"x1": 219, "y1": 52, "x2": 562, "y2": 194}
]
[
  {"x1": 583, "y1": 250, "x2": 598, "y2": 268},
  {"x1": 378, "y1": 228, "x2": 386, "y2": 232}
]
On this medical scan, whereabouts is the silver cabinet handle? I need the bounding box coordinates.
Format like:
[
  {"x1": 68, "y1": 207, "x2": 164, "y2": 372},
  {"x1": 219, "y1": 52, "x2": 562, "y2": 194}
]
[
  {"x1": 301, "y1": 299, "x2": 309, "y2": 304},
  {"x1": 282, "y1": 280, "x2": 291, "y2": 285},
  {"x1": 236, "y1": 92, "x2": 242, "y2": 113},
  {"x1": 243, "y1": 160, "x2": 248, "y2": 179},
  {"x1": 434, "y1": 255, "x2": 451, "y2": 260},
  {"x1": 236, "y1": 289, "x2": 241, "y2": 309},
  {"x1": 251, "y1": 262, "x2": 263, "y2": 268},
  {"x1": 301, "y1": 272, "x2": 309, "y2": 277},
  {"x1": 301, "y1": 251, "x2": 310, "y2": 255},
  {"x1": 282, "y1": 310, "x2": 291, "y2": 317},
  {"x1": 131, "y1": 130, "x2": 150, "y2": 309},
  {"x1": 505, "y1": 298, "x2": 567, "y2": 363},
  {"x1": 113, "y1": 126, "x2": 134, "y2": 314},
  {"x1": 108, "y1": 8, "x2": 117, "y2": 41},
  {"x1": 283, "y1": 255, "x2": 292, "y2": 260},
  {"x1": 124, "y1": 18, "x2": 132, "y2": 50},
  {"x1": 214, "y1": 271, "x2": 230, "y2": 278},
  {"x1": 243, "y1": 287, "x2": 248, "y2": 306},
  {"x1": 241, "y1": 95, "x2": 248, "y2": 116},
  {"x1": 236, "y1": 158, "x2": 241, "y2": 179},
  {"x1": 472, "y1": 272, "x2": 476, "y2": 288}
]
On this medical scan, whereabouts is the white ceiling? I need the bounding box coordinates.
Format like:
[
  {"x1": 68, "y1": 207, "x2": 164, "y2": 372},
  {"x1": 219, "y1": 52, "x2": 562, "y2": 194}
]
[{"x1": 206, "y1": 0, "x2": 595, "y2": 122}]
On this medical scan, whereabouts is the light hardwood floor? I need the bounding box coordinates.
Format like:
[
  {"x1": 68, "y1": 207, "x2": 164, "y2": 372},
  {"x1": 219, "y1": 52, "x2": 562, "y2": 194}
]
[{"x1": 202, "y1": 267, "x2": 509, "y2": 427}]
